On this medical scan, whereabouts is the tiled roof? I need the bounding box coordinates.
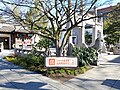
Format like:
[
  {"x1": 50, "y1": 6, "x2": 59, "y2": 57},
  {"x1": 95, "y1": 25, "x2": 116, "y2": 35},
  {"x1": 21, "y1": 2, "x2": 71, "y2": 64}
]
[
  {"x1": 0, "y1": 26, "x2": 14, "y2": 32},
  {"x1": 15, "y1": 28, "x2": 30, "y2": 33},
  {"x1": 0, "y1": 25, "x2": 31, "y2": 33}
]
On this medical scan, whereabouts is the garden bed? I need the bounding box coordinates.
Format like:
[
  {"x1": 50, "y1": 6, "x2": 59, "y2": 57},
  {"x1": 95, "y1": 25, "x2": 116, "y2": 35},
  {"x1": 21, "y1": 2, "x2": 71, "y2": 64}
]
[
  {"x1": 4, "y1": 56, "x2": 93, "y2": 82},
  {"x1": 46, "y1": 66, "x2": 93, "y2": 82},
  {"x1": 4, "y1": 46, "x2": 97, "y2": 83}
]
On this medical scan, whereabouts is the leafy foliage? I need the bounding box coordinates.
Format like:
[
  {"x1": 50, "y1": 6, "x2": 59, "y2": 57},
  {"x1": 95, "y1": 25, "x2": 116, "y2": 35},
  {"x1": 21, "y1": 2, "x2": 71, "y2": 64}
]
[
  {"x1": 25, "y1": 6, "x2": 49, "y2": 31},
  {"x1": 35, "y1": 37, "x2": 53, "y2": 52},
  {"x1": 5, "y1": 54, "x2": 45, "y2": 69},
  {"x1": 104, "y1": 3, "x2": 120, "y2": 46},
  {"x1": 72, "y1": 46, "x2": 98, "y2": 66},
  {"x1": 4, "y1": 54, "x2": 91, "y2": 77},
  {"x1": 47, "y1": 66, "x2": 88, "y2": 76}
]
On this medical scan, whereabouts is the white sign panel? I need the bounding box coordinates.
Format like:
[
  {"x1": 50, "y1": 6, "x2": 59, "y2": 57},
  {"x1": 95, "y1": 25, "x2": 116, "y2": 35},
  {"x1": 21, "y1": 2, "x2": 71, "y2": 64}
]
[
  {"x1": 15, "y1": 38, "x2": 32, "y2": 50},
  {"x1": 46, "y1": 57, "x2": 78, "y2": 67}
]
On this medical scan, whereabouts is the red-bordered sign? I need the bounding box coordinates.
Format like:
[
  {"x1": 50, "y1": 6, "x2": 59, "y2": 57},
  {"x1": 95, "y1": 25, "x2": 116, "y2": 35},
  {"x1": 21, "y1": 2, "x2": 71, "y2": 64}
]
[{"x1": 46, "y1": 57, "x2": 78, "y2": 67}]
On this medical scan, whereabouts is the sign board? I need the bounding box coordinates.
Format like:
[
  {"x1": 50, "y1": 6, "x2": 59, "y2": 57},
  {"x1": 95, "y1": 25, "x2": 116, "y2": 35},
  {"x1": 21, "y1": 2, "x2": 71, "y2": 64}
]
[
  {"x1": 46, "y1": 57, "x2": 78, "y2": 67},
  {"x1": 15, "y1": 38, "x2": 23, "y2": 49},
  {"x1": 23, "y1": 39, "x2": 32, "y2": 50},
  {"x1": 15, "y1": 38, "x2": 32, "y2": 50}
]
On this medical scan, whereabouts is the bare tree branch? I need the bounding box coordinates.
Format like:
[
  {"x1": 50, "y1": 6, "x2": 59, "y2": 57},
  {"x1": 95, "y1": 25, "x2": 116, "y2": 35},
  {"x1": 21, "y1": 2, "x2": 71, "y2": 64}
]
[{"x1": 0, "y1": 0, "x2": 112, "y2": 56}]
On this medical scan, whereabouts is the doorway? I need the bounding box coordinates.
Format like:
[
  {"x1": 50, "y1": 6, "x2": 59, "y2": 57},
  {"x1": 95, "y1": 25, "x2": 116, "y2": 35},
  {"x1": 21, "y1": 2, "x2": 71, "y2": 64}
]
[{"x1": 0, "y1": 37, "x2": 9, "y2": 49}]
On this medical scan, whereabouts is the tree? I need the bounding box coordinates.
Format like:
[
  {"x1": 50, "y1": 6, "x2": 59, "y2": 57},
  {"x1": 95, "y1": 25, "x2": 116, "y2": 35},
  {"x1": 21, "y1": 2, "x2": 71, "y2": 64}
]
[
  {"x1": 0, "y1": 0, "x2": 111, "y2": 56},
  {"x1": 35, "y1": 38, "x2": 53, "y2": 52},
  {"x1": 104, "y1": 3, "x2": 120, "y2": 47}
]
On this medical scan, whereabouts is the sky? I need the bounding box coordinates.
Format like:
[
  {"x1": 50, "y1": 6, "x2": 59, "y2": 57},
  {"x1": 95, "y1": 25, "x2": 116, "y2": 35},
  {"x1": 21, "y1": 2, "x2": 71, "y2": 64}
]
[
  {"x1": 112, "y1": 0, "x2": 120, "y2": 4},
  {"x1": 98, "y1": 0, "x2": 120, "y2": 9},
  {"x1": 0, "y1": 0, "x2": 119, "y2": 14},
  {"x1": 0, "y1": 0, "x2": 119, "y2": 9}
]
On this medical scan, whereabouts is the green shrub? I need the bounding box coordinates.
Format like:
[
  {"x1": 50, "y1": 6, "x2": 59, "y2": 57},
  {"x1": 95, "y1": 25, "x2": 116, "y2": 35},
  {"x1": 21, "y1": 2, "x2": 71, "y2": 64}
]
[
  {"x1": 65, "y1": 69, "x2": 71, "y2": 75},
  {"x1": 47, "y1": 69, "x2": 55, "y2": 74},
  {"x1": 80, "y1": 66, "x2": 86, "y2": 74},
  {"x1": 59, "y1": 69, "x2": 65, "y2": 73},
  {"x1": 11, "y1": 54, "x2": 44, "y2": 69},
  {"x1": 45, "y1": 67, "x2": 89, "y2": 76},
  {"x1": 72, "y1": 46, "x2": 98, "y2": 67}
]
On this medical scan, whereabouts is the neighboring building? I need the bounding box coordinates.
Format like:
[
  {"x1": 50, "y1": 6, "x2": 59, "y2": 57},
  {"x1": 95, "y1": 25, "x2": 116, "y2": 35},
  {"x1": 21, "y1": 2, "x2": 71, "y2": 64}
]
[
  {"x1": 69, "y1": 11, "x2": 103, "y2": 47},
  {"x1": 59, "y1": 9, "x2": 104, "y2": 56},
  {"x1": 0, "y1": 23, "x2": 39, "y2": 50},
  {"x1": 97, "y1": 6, "x2": 113, "y2": 20},
  {"x1": 69, "y1": 6, "x2": 115, "y2": 47}
]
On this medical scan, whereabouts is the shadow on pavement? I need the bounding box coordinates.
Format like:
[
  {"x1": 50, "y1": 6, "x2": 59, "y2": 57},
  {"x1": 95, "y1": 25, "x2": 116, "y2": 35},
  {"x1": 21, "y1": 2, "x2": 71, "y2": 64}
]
[
  {"x1": 108, "y1": 56, "x2": 120, "y2": 63},
  {"x1": 0, "y1": 59, "x2": 37, "y2": 75},
  {"x1": 0, "y1": 58, "x2": 51, "y2": 90},
  {"x1": 0, "y1": 59, "x2": 20, "y2": 70},
  {"x1": 0, "y1": 81, "x2": 49, "y2": 90},
  {"x1": 102, "y1": 79, "x2": 120, "y2": 89}
]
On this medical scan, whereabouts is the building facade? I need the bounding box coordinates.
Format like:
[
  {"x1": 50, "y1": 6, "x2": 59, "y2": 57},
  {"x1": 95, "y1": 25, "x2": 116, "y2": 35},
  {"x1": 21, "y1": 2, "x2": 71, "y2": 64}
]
[{"x1": 0, "y1": 23, "x2": 36, "y2": 50}]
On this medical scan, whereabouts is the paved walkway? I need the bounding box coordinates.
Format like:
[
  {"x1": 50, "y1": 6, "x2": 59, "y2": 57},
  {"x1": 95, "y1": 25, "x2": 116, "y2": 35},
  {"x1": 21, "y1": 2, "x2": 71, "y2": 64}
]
[
  {"x1": 64, "y1": 54, "x2": 120, "y2": 90},
  {"x1": 0, "y1": 52, "x2": 120, "y2": 90}
]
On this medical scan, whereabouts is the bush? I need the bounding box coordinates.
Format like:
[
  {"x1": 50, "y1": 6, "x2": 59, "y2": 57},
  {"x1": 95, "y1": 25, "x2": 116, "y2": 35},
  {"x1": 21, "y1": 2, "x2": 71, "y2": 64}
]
[
  {"x1": 72, "y1": 46, "x2": 98, "y2": 67},
  {"x1": 7, "y1": 54, "x2": 45, "y2": 69},
  {"x1": 4, "y1": 55, "x2": 90, "y2": 76},
  {"x1": 47, "y1": 67, "x2": 88, "y2": 76}
]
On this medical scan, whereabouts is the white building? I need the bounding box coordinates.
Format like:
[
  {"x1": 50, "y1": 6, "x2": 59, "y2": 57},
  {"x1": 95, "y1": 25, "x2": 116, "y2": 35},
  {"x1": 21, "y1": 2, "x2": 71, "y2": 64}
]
[{"x1": 60, "y1": 11, "x2": 103, "y2": 48}]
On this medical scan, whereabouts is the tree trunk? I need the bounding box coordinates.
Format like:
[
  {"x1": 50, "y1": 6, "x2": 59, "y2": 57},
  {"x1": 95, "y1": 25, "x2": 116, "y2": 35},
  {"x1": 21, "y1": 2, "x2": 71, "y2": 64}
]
[{"x1": 55, "y1": 39, "x2": 61, "y2": 56}]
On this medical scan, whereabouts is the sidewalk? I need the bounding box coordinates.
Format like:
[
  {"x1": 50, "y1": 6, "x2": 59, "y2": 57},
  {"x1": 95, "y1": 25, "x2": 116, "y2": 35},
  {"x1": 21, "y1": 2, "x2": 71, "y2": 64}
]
[
  {"x1": 0, "y1": 53, "x2": 120, "y2": 90},
  {"x1": 64, "y1": 54, "x2": 120, "y2": 90},
  {"x1": 0, "y1": 49, "x2": 14, "y2": 58},
  {"x1": 0, "y1": 59, "x2": 72, "y2": 90}
]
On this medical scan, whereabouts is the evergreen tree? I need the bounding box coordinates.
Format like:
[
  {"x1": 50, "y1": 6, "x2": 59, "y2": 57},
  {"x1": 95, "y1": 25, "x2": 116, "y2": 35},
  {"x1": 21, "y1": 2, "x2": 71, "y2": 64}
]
[{"x1": 104, "y1": 3, "x2": 120, "y2": 47}]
